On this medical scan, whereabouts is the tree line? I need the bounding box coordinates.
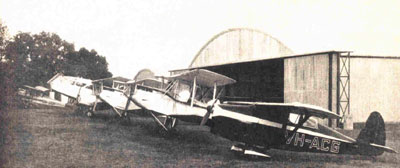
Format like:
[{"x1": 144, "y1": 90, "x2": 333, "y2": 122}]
[{"x1": 0, "y1": 21, "x2": 113, "y2": 109}]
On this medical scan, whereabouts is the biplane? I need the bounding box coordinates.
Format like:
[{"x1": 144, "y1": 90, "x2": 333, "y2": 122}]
[
  {"x1": 87, "y1": 76, "x2": 171, "y2": 119},
  {"x1": 130, "y1": 69, "x2": 397, "y2": 158},
  {"x1": 86, "y1": 77, "x2": 141, "y2": 118},
  {"x1": 128, "y1": 69, "x2": 236, "y2": 131},
  {"x1": 47, "y1": 73, "x2": 100, "y2": 108},
  {"x1": 199, "y1": 95, "x2": 398, "y2": 158}
]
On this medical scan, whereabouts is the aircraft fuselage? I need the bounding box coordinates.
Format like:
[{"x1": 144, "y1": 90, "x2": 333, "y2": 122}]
[{"x1": 209, "y1": 103, "x2": 367, "y2": 155}]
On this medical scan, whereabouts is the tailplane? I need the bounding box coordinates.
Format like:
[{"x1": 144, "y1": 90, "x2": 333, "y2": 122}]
[{"x1": 356, "y1": 111, "x2": 386, "y2": 155}]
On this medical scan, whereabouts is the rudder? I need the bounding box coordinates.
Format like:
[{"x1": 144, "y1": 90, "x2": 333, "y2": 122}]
[{"x1": 356, "y1": 111, "x2": 386, "y2": 155}]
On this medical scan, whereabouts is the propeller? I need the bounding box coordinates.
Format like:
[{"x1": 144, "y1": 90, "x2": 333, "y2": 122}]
[
  {"x1": 200, "y1": 99, "x2": 218, "y2": 126},
  {"x1": 200, "y1": 87, "x2": 224, "y2": 126}
]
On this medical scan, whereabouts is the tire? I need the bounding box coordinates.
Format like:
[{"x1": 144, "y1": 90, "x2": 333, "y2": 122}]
[
  {"x1": 123, "y1": 111, "x2": 130, "y2": 121},
  {"x1": 163, "y1": 117, "x2": 178, "y2": 130},
  {"x1": 86, "y1": 111, "x2": 94, "y2": 117}
]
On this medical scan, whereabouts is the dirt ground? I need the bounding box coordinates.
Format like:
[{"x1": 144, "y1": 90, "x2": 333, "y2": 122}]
[{"x1": 1, "y1": 107, "x2": 399, "y2": 167}]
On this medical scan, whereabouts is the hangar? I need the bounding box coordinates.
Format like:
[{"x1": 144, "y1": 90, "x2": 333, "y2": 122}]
[{"x1": 171, "y1": 28, "x2": 400, "y2": 129}]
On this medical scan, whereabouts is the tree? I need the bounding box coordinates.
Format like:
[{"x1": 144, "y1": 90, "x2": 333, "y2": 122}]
[
  {"x1": 28, "y1": 32, "x2": 75, "y2": 86},
  {"x1": 0, "y1": 21, "x2": 18, "y2": 110},
  {"x1": 3, "y1": 30, "x2": 112, "y2": 88},
  {"x1": 5, "y1": 32, "x2": 36, "y2": 87},
  {"x1": 0, "y1": 21, "x2": 8, "y2": 62},
  {"x1": 64, "y1": 48, "x2": 112, "y2": 79},
  {"x1": 2, "y1": 32, "x2": 112, "y2": 87}
]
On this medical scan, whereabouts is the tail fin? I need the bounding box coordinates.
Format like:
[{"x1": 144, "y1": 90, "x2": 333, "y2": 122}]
[{"x1": 356, "y1": 111, "x2": 386, "y2": 155}]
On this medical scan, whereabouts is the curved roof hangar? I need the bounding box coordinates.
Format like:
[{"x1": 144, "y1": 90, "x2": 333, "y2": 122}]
[{"x1": 189, "y1": 28, "x2": 294, "y2": 68}]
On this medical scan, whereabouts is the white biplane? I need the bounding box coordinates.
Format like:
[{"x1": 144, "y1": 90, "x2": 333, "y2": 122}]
[
  {"x1": 47, "y1": 73, "x2": 99, "y2": 108},
  {"x1": 129, "y1": 69, "x2": 236, "y2": 131},
  {"x1": 89, "y1": 77, "x2": 140, "y2": 118}
]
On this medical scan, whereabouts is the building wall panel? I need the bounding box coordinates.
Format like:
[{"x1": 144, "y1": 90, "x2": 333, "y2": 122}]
[
  {"x1": 349, "y1": 57, "x2": 400, "y2": 122},
  {"x1": 284, "y1": 54, "x2": 339, "y2": 125},
  {"x1": 284, "y1": 54, "x2": 330, "y2": 109}
]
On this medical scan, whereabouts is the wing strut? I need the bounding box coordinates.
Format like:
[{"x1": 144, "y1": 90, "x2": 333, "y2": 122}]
[
  {"x1": 124, "y1": 87, "x2": 134, "y2": 112},
  {"x1": 125, "y1": 86, "x2": 169, "y2": 131},
  {"x1": 286, "y1": 113, "x2": 310, "y2": 141},
  {"x1": 111, "y1": 106, "x2": 122, "y2": 117}
]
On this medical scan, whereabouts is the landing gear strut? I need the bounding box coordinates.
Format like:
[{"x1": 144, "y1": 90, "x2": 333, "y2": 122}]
[
  {"x1": 163, "y1": 116, "x2": 178, "y2": 130},
  {"x1": 121, "y1": 111, "x2": 131, "y2": 124}
]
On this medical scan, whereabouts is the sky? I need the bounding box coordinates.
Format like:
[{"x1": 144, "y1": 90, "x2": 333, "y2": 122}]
[{"x1": 1, "y1": 0, "x2": 400, "y2": 78}]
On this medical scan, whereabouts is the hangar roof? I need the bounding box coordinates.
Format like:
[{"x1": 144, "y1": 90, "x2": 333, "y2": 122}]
[{"x1": 189, "y1": 28, "x2": 294, "y2": 68}]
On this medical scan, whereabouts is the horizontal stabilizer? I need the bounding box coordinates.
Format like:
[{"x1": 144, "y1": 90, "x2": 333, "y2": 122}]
[{"x1": 369, "y1": 143, "x2": 397, "y2": 153}]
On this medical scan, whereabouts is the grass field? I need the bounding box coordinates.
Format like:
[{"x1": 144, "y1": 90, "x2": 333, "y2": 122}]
[{"x1": 1, "y1": 107, "x2": 399, "y2": 167}]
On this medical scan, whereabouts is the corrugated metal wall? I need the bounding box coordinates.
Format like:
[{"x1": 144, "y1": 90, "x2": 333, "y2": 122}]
[{"x1": 349, "y1": 57, "x2": 400, "y2": 122}]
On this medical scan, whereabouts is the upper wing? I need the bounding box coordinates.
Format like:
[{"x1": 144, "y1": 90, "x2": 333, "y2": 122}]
[
  {"x1": 223, "y1": 101, "x2": 340, "y2": 119},
  {"x1": 92, "y1": 76, "x2": 131, "y2": 83},
  {"x1": 126, "y1": 78, "x2": 163, "y2": 85},
  {"x1": 165, "y1": 69, "x2": 236, "y2": 87}
]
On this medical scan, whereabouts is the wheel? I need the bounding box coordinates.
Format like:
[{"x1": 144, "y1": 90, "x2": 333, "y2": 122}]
[
  {"x1": 75, "y1": 105, "x2": 84, "y2": 113},
  {"x1": 163, "y1": 117, "x2": 178, "y2": 130},
  {"x1": 123, "y1": 111, "x2": 129, "y2": 117},
  {"x1": 122, "y1": 111, "x2": 131, "y2": 122},
  {"x1": 86, "y1": 111, "x2": 94, "y2": 117},
  {"x1": 163, "y1": 117, "x2": 171, "y2": 129}
]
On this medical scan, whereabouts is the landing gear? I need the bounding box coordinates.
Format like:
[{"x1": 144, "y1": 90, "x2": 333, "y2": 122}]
[
  {"x1": 231, "y1": 144, "x2": 271, "y2": 159},
  {"x1": 121, "y1": 111, "x2": 131, "y2": 125},
  {"x1": 75, "y1": 105, "x2": 89, "y2": 115},
  {"x1": 74, "y1": 105, "x2": 82, "y2": 113},
  {"x1": 163, "y1": 116, "x2": 178, "y2": 130},
  {"x1": 86, "y1": 110, "x2": 94, "y2": 117},
  {"x1": 122, "y1": 111, "x2": 130, "y2": 119},
  {"x1": 84, "y1": 99, "x2": 98, "y2": 118}
]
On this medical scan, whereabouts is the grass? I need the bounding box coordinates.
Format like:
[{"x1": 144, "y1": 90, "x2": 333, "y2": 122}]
[{"x1": 1, "y1": 107, "x2": 399, "y2": 167}]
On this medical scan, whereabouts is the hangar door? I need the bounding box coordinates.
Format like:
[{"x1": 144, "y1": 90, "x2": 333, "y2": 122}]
[{"x1": 204, "y1": 59, "x2": 284, "y2": 102}]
